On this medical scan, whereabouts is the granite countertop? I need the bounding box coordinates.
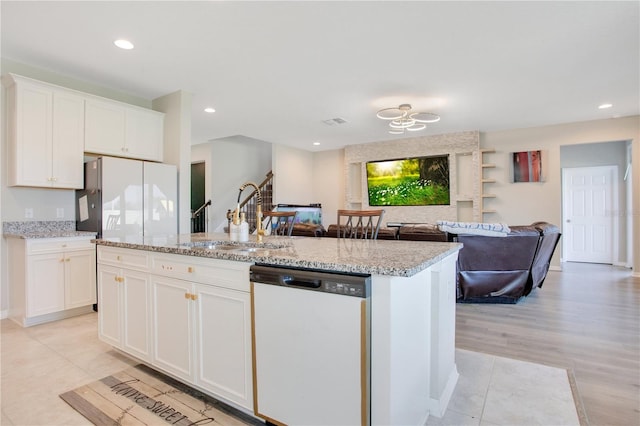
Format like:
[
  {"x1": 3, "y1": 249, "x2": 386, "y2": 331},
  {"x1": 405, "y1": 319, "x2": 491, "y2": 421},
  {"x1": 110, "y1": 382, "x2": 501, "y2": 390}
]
[
  {"x1": 4, "y1": 230, "x2": 97, "y2": 239},
  {"x1": 94, "y1": 232, "x2": 462, "y2": 277},
  {"x1": 2, "y1": 220, "x2": 97, "y2": 239}
]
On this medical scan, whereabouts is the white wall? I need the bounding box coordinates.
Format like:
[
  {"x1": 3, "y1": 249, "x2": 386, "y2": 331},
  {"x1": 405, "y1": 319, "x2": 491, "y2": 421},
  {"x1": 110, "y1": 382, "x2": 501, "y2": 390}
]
[
  {"x1": 191, "y1": 138, "x2": 272, "y2": 232},
  {"x1": 480, "y1": 116, "x2": 640, "y2": 270},
  {"x1": 312, "y1": 149, "x2": 345, "y2": 228},
  {"x1": 272, "y1": 143, "x2": 315, "y2": 204}
]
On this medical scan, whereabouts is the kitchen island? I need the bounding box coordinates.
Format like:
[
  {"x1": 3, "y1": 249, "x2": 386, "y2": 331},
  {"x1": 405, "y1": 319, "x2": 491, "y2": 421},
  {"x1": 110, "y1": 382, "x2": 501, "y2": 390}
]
[{"x1": 94, "y1": 233, "x2": 462, "y2": 425}]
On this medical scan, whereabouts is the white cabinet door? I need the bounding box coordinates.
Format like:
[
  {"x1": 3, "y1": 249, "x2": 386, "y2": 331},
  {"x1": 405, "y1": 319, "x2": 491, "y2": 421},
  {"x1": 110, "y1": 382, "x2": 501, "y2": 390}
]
[
  {"x1": 151, "y1": 276, "x2": 194, "y2": 382},
  {"x1": 85, "y1": 98, "x2": 126, "y2": 156},
  {"x1": 98, "y1": 265, "x2": 122, "y2": 348},
  {"x1": 5, "y1": 76, "x2": 84, "y2": 189},
  {"x1": 64, "y1": 249, "x2": 96, "y2": 309},
  {"x1": 9, "y1": 81, "x2": 52, "y2": 187},
  {"x1": 195, "y1": 284, "x2": 253, "y2": 410},
  {"x1": 122, "y1": 269, "x2": 152, "y2": 362},
  {"x1": 126, "y1": 108, "x2": 164, "y2": 162},
  {"x1": 27, "y1": 253, "x2": 66, "y2": 317},
  {"x1": 97, "y1": 264, "x2": 151, "y2": 361},
  {"x1": 51, "y1": 90, "x2": 85, "y2": 189},
  {"x1": 85, "y1": 97, "x2": 164, "y2": 161}
]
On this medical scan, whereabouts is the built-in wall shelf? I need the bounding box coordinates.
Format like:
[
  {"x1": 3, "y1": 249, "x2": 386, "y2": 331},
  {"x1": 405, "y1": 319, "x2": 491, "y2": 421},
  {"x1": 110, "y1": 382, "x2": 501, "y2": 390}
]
[{"x1": 480, "y1": 149, "x2": 497, "y2": 217}]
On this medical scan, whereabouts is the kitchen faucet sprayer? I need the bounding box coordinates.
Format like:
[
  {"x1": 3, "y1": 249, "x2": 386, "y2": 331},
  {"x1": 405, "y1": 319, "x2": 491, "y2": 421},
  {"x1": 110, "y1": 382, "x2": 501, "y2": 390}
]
[{"x1": 237, "y1": 182, "x2": 264, "y2": 242}]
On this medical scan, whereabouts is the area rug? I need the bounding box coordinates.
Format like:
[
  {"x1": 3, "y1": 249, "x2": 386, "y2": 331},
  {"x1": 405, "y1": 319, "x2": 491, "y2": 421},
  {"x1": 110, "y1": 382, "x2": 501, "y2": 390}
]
[{"x1": 60, "y1": 364, "x2": 261, "y2": 426}]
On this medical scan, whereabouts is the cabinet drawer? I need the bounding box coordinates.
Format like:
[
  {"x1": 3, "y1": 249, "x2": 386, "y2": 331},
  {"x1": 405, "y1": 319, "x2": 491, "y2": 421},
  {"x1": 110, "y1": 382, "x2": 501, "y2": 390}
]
[
  {"x1": 97, "y1": 246, "x2": 150, "y2": 271},
  {"x1": 151, "y1": 253, "x2": 250, "y2": 292},
  {"x1": 27, "y1": 237, "x2": 94, "y2": 254}
]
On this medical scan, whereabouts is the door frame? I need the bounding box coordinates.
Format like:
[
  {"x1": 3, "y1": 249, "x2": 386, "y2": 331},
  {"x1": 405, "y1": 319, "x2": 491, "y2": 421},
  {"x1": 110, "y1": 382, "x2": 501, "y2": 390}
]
[{"x1": 562, "y1": 165, "x2": 619, "y2": 264}]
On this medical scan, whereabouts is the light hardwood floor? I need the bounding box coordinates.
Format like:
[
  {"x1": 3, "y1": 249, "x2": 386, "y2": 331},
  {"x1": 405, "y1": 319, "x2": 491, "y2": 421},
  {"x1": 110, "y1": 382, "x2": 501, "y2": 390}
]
[{"x1": 455, "y1": 262, "x2": 640, "y2": 426}]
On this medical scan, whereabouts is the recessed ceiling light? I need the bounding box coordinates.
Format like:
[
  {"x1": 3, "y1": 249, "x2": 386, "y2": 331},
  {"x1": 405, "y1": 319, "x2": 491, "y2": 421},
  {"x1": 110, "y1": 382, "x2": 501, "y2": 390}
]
[
  {"x1": 114, "y1": 39, "x2": 134, "y2": 50},
  {"x1": 312, "y1": 142, "x2": 321, "y2": 146},
  {"x1": 204, "y1": 107, "x2": 216, "y2": 113},
  {"x1": 598, "y1": 103, "x2": 613, "y2": 109}
]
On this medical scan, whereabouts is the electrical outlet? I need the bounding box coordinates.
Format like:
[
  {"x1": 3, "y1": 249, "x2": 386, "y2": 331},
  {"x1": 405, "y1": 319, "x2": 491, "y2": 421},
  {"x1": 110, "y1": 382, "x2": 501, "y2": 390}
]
[
  {"x1": 25, "y1": 208, "x2": 34, "y2": 219},
  {"x1": 56, "y1": 208, "x2": 64, "y2": 219}
]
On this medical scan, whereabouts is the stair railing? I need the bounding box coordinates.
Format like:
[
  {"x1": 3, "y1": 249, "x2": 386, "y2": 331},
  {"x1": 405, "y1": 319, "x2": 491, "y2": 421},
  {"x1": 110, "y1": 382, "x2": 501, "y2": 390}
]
[
  {"x1": 227, "y1": 171, "x2": 273, "y2": 233},
  {"x1": 191, "y1": 199, "x2": 212, "y2": 233}
]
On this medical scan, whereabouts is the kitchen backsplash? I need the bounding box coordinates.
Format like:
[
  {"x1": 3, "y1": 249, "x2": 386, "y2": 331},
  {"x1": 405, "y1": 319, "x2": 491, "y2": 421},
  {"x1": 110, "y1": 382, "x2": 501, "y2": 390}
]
[{"x1": 3, "y1": 220, "x2": 76, "y2": 234}]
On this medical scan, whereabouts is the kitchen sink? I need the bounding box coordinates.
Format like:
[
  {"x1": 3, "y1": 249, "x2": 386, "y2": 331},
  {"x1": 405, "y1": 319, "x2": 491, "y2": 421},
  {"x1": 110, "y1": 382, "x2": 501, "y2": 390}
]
[
  {"x1": 180, "y1": 240, "x2": 289, "y2": 254},
  {"x1": 189, "y1": 244, "x2": 238, "y2": 251}
]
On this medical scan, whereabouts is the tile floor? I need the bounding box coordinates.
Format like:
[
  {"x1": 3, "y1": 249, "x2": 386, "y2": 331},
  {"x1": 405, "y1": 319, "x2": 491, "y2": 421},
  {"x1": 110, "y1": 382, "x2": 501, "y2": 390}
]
[
  {"x1": 426, "y1": 349, "x2": 580, "y2": 426},
  {"x1": 1, "y1": 313, "x2": 580, "y2": 425}
]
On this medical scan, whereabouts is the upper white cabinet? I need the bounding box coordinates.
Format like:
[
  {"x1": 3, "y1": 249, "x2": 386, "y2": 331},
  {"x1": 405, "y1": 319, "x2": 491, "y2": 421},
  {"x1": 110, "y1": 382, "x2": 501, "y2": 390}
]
[
  {"x1": 4, "y1": 74, "x2": 85, "y2": 189},
  {"x1": 84, "y1": 98, "x2": 126, "y2": 156},
  {"x1": 125, "y1": 106, "x2": 164, "y2": 161},
  {"x1": 3, "y1": 74, "x2": 165, "y2": 185},
  {"x1": 85, "y1": 97, "x2": 164, "y2": 162}
]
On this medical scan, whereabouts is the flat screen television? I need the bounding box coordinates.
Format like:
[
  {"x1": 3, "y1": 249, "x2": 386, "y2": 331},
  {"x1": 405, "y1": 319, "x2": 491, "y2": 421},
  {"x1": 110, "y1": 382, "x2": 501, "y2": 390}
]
[{"x1": 366, "y1": 155, "x2": 450, "y2": 206}]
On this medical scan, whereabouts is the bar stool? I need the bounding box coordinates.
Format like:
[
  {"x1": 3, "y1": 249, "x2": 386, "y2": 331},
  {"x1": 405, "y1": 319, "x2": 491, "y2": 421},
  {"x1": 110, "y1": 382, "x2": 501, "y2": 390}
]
[
  {"x1": 262, "y1": 211, "x2": 298, "y2": 236},
  {"x1": 336, "y1": 209, "x2": 385, "y2": 239}
]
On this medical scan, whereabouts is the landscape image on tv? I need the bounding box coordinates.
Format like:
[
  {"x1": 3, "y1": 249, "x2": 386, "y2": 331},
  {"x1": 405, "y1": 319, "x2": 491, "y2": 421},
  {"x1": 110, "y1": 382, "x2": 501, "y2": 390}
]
[{"x1": 366, "y1": 155, "x2": 450, "y2": 206}]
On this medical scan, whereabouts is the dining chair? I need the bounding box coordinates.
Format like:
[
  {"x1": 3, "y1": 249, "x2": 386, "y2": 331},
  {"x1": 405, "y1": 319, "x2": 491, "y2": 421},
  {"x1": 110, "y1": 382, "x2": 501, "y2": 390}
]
[
  {"x1": 262, "y1": 211, "x2": 298, "y2": 236},
  {"x1": 336, "y1": 209, "x2": 385, "y2": 239},
  {"x1": 106, "y1": 214, "x2": 120, "y2": 230}
]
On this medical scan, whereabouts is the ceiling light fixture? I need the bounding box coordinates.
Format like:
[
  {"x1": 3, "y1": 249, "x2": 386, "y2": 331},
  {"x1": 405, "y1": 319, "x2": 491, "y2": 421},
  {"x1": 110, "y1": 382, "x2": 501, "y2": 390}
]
[
  {"x1": 598, "y1": 103, "x2": 613, "y2": 109},
  {"x1": 376, "y1": 103, "x2": 440, "y2": 134},
  {"x1": 114, "y1": 39, "x2": 134, "y2": 50},
  {"x1": 204, "y1": 107, "x2": 216, "y2": 113}
]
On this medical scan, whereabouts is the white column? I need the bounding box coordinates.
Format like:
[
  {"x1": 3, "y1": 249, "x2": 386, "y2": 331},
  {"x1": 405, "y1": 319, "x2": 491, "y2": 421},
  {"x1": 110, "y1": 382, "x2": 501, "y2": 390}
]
[{"x1": 152, "y1": 91, "x2": 192, "y2": 235}]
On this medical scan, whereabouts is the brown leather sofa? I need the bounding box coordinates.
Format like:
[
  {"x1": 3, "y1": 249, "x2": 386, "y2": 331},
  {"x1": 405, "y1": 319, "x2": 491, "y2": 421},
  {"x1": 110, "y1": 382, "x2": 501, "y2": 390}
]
[
  {"x1": 398, "y1": 224, "x2": 448, "y2": 242},
  {"x1": 301, "y1": 220, "x2": 560, "y2": 303},
  {"x1": 398, "y1": 222, "x2": 561, "y2": 303},
  {"x1": 325, "y1": 224, "x2": 398, "y2": 240},
  {"x1": 291, "y1": 223, "x2": 326, "y2": 237}
]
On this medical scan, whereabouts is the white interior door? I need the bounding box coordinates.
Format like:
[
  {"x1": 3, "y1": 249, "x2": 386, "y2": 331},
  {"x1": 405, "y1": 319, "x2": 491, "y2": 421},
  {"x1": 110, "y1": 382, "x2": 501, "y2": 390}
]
[{"x1": 562, "y1": 166, "x2": 618, "y2": 264}]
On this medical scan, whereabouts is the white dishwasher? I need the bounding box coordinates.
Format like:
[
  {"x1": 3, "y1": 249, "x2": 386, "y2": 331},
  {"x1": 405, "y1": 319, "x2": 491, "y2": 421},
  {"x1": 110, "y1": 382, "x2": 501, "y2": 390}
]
[{"x1": 250, "y1": 265, "x2": 371, "y2": 426}]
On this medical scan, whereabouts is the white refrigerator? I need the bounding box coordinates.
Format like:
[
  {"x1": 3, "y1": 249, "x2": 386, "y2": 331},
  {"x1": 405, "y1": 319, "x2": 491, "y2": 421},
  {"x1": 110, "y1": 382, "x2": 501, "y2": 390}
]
[{"x1": 76, "y1": 156, "x2": 177, "y2": 239}]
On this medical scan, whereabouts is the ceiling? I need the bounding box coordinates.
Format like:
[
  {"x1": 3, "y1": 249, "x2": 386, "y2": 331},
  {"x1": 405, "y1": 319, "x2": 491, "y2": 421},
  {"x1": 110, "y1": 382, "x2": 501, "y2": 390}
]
[{"x1": 2, "y1": 1, "x2": 638, "y2": 151}]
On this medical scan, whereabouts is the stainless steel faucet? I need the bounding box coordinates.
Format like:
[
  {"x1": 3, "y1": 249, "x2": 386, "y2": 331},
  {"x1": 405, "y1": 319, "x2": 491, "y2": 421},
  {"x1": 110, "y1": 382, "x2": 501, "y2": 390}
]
[{"x1": 236, "y1": 182, "x2": 264, "y2": 242}]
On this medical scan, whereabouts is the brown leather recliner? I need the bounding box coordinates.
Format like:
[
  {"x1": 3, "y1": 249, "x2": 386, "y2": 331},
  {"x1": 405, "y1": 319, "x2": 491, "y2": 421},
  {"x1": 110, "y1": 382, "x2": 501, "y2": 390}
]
[
  {"x1": 453, "y1": 225, "x2": 542, "y2": 303},
  {"x1": 526, "y1": 222, "x2": 562, "y2": 295}
]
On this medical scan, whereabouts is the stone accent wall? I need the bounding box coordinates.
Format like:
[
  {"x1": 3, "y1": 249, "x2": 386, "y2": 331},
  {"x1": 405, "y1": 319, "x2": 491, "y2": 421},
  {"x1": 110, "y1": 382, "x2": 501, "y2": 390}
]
[{"x1": 344, "y1": 131, "x2": 480, "y2": 225}]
